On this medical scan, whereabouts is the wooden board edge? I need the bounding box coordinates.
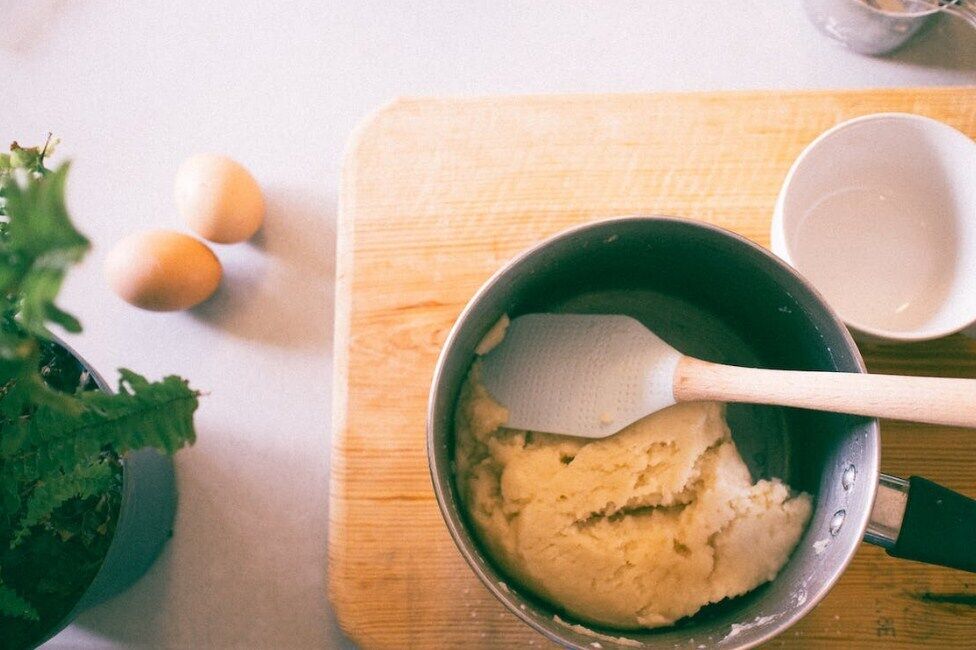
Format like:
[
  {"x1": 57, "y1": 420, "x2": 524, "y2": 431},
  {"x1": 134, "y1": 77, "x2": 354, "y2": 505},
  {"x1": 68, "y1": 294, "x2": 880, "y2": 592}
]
[
  {"x1": 326, "y1": 98, "x2": 415, "y2": 646},
  {"x1": 383, "y1": 85, "x2": 973, "y2": 111}
]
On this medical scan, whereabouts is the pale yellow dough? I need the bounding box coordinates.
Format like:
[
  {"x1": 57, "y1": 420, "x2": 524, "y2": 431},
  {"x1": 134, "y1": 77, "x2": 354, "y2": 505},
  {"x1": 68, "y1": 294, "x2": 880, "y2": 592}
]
[{"x1": 455, "y1": 366, "x2": 812, "y2": 629}]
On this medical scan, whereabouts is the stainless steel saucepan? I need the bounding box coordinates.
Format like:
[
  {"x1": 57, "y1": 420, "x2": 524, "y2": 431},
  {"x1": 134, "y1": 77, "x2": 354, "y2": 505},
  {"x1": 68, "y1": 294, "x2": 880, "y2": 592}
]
[{"x1": 427, "y1": 216, "x2": 976, "y2": 649}]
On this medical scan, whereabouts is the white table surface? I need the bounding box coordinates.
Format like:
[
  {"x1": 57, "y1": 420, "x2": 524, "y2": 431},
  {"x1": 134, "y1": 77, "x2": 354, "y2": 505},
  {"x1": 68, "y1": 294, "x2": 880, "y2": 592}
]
[{"x1": 1, "y1": 1, "x2": 973, "y2": 648}]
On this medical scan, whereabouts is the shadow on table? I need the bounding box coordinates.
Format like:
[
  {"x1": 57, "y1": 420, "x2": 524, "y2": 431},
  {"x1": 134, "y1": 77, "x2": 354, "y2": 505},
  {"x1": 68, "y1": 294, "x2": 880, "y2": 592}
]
[
  {"x1": 190, "y1": 187, "x2": 336, "y2": 350},
  {"x1": 62, "y1": 441, "x2": 357, "y2": 649}
]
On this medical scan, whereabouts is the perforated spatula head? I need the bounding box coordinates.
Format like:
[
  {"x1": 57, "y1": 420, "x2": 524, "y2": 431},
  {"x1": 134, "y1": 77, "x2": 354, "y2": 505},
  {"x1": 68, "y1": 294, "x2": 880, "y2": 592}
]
[{"x1": 478, "y1": 314, "x2": 683, "y2": 438}]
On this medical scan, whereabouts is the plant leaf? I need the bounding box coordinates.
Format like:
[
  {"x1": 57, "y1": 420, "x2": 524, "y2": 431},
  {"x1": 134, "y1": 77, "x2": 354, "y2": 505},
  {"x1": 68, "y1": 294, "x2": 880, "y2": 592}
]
[
  {"x1": 0, "y1": 578, "x2": 39, "y2": 621},
  {"x1": 1, "y1": 370, "x2": 199, "y2": 474},
  {"x1": 0, "y1": 162, "x2": 89, "y2": 337},
  {"x1": 3, "y1": 163, "x2": 87, "y2": 259},
  {"x1": 11, "y1": 460, "x2": 113, "y2": 546}
]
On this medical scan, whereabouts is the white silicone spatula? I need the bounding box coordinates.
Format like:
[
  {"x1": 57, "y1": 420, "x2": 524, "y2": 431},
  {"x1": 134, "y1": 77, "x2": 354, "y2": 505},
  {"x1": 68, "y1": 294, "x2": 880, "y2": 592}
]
[{"x1": 478, "y1": 314, "x2": 976, "y2": 438}]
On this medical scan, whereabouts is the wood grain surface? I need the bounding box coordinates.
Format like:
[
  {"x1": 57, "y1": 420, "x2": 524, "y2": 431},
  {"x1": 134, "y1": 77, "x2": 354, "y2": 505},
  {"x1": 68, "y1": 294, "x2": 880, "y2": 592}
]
[{"x1": 328, "y1": 88, "x2": 976, "y2": 649}]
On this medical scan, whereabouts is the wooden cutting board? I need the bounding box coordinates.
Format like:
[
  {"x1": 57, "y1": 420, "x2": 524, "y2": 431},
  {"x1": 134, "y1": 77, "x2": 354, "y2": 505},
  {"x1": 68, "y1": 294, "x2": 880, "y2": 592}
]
[{"x1": 328, "y1": 88, "x2": 976, "y2": 649}]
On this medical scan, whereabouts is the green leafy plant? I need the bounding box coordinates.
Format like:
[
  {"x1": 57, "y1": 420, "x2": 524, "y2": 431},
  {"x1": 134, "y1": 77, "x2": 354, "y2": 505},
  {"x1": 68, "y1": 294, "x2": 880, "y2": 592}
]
[{"x1": 0, "y1": 138, "x2": 199, "y2": 644}]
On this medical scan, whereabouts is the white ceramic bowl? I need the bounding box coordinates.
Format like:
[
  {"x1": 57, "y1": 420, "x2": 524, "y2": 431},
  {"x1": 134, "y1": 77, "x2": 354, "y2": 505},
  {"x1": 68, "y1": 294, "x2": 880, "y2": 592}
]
[{"x1": 772, "y1": 113, "x2": 976, "y2": 342}]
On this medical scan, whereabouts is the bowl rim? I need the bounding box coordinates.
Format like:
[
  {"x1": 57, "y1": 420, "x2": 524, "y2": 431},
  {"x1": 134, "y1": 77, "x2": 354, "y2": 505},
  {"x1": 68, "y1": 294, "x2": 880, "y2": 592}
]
[
  {"x1": 771, "y1": 111, "x2": 976, "y2": 342},
  {"x1": 427, "y1": 215, "x2": 880, "y2": 649}
]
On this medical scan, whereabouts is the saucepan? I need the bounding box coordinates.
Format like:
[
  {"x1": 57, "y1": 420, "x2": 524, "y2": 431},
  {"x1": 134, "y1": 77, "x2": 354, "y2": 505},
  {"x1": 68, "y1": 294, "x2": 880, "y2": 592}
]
[{"x1": 427, "y1": 216, "x2": 976, "y2": 649}]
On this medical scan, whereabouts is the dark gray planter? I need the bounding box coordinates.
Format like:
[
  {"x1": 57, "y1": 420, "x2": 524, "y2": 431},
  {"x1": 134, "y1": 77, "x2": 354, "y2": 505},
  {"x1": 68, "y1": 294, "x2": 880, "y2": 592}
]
[{"x1": 23, "y1": 339, "x2": 177, "y2": 649}]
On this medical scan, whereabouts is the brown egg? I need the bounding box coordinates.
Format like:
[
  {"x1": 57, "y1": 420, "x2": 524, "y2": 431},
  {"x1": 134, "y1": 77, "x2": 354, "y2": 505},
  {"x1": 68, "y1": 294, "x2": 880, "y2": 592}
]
[
  {"x1": 105, "y1": 230, "x2": 222, "y2": 311},
  {"x1": 175, "y1": 154, "x2": 265, "y2": 243}
]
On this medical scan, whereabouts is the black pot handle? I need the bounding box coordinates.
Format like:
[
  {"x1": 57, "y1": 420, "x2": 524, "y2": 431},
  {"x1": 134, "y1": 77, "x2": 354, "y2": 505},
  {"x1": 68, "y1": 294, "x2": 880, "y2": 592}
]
[{"x1": 866, "y1": 473, "x2": 976, "y2": 572}]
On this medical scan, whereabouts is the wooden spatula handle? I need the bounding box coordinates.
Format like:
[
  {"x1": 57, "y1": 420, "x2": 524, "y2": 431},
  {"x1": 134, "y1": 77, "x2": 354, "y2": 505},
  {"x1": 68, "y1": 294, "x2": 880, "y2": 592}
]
[{"x1": 674, "y1": 357, "x2": 976, "y2": 428}]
